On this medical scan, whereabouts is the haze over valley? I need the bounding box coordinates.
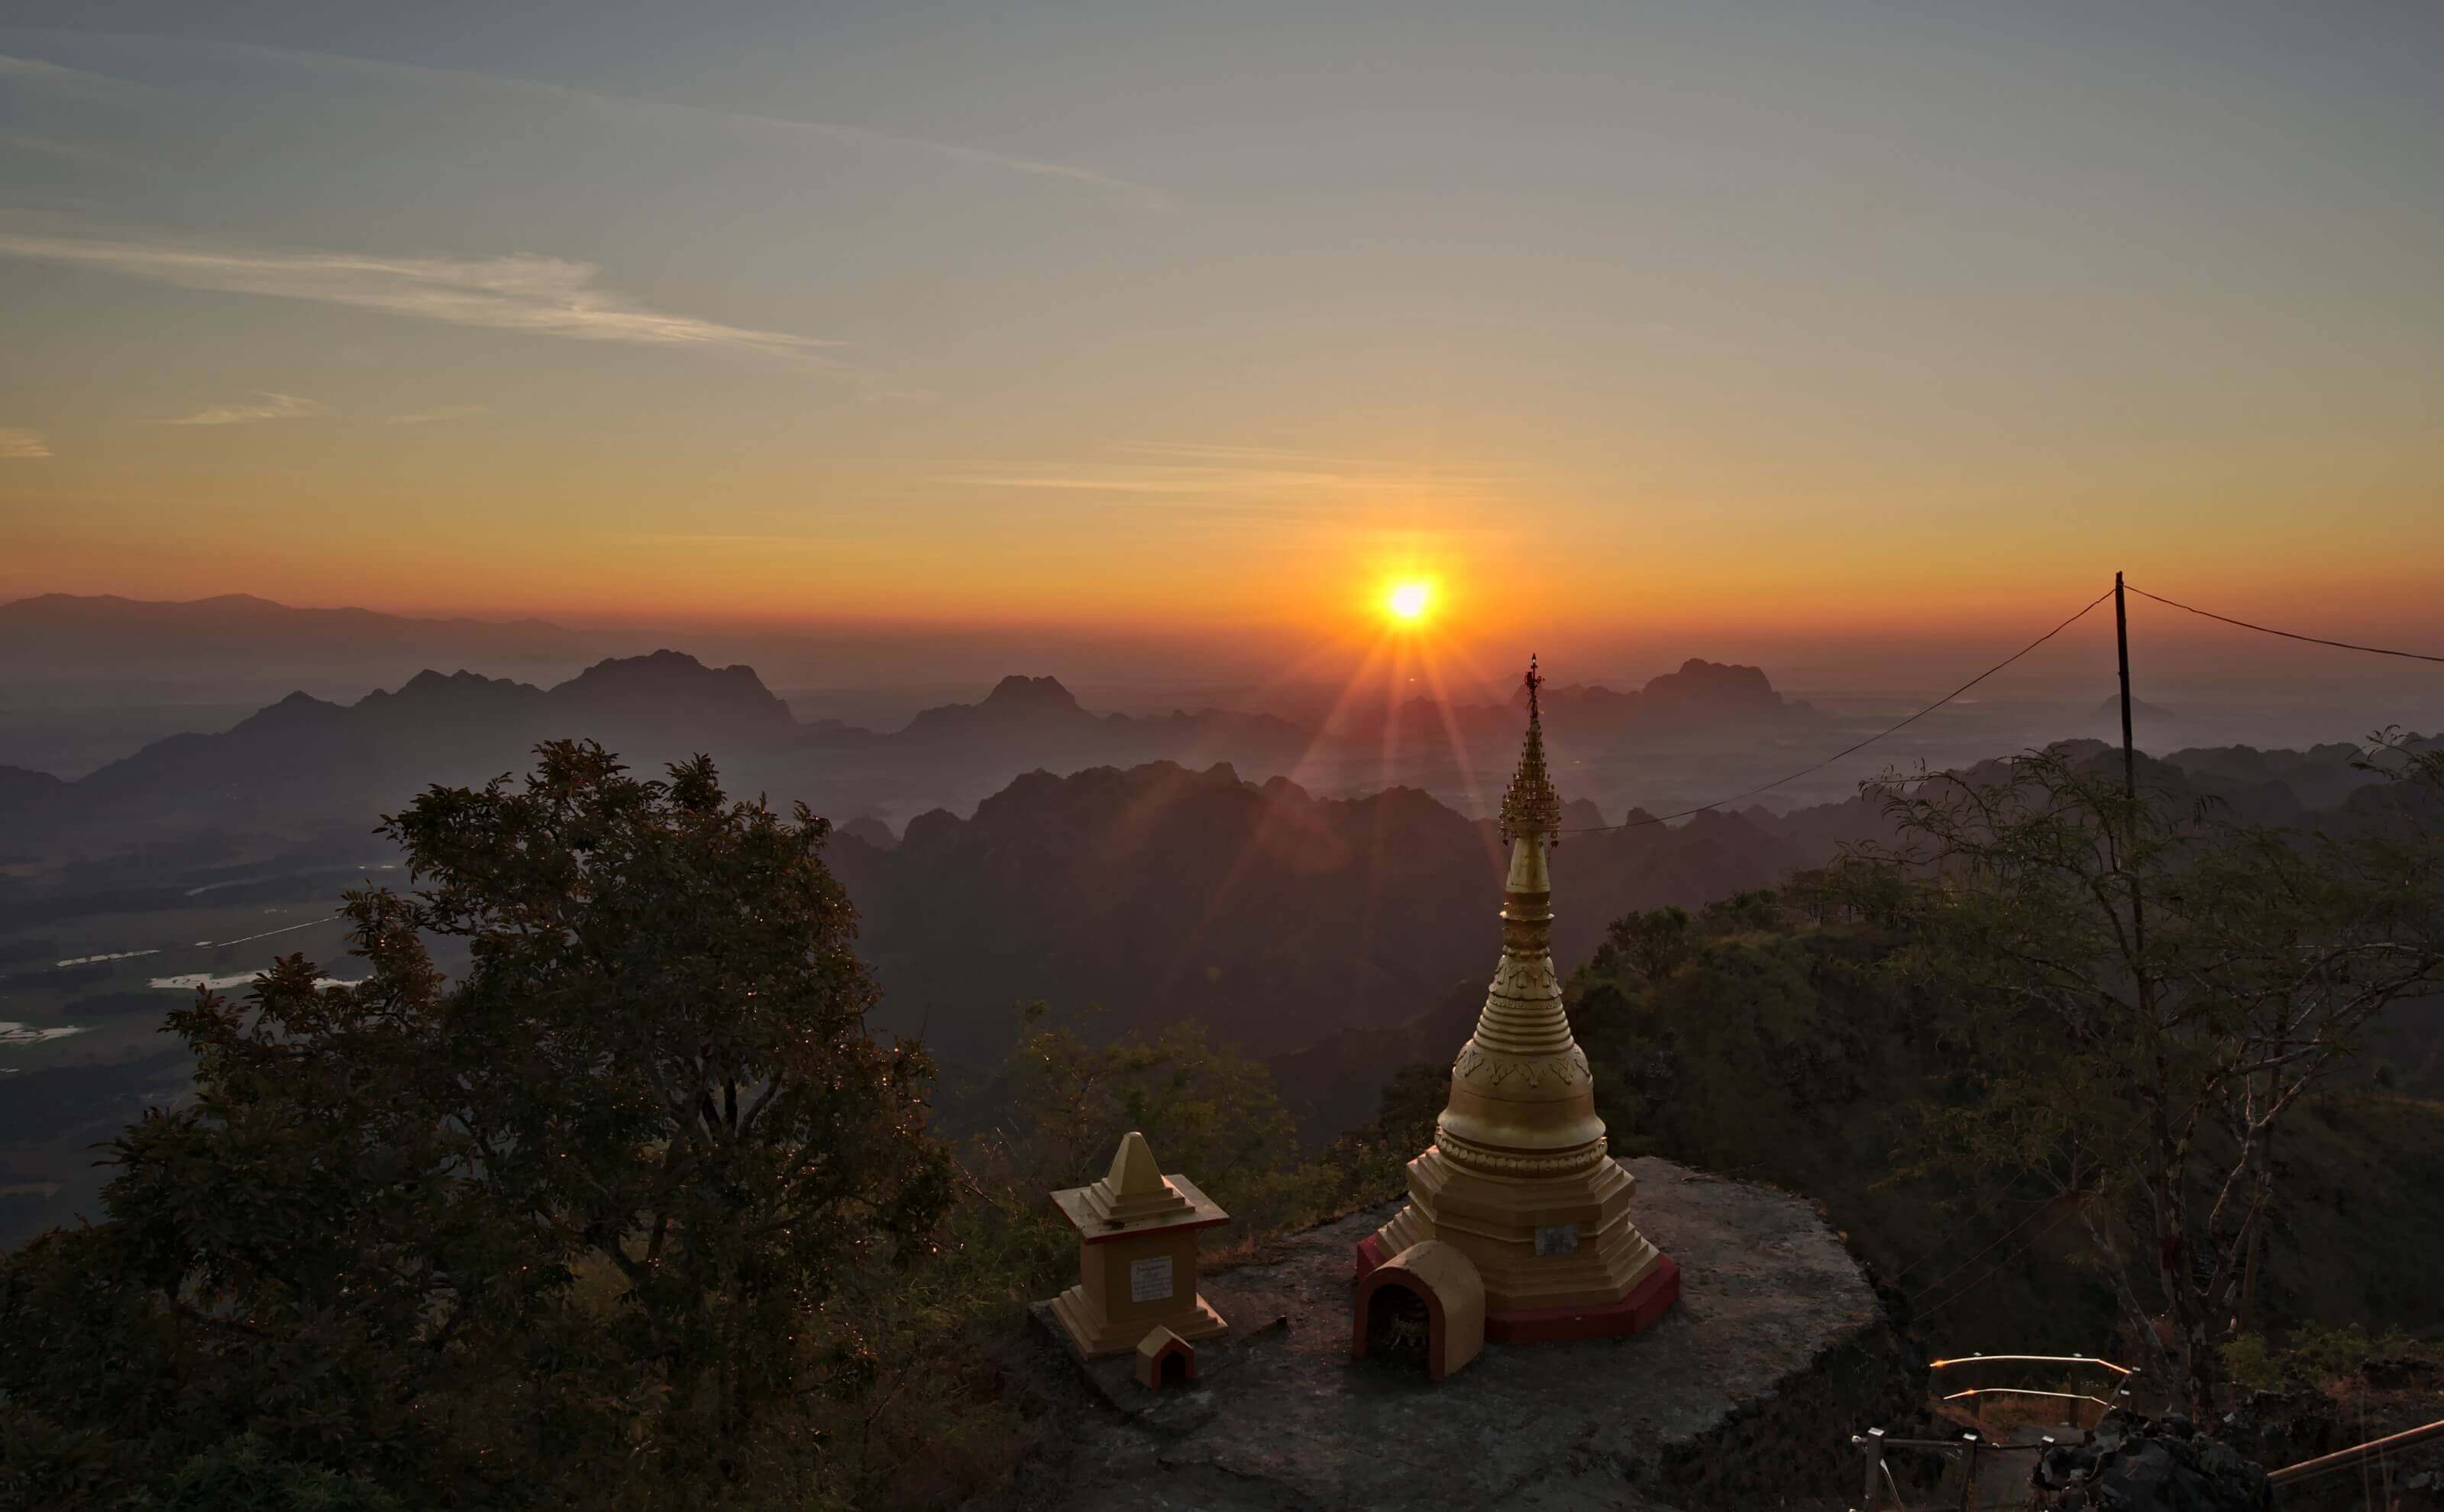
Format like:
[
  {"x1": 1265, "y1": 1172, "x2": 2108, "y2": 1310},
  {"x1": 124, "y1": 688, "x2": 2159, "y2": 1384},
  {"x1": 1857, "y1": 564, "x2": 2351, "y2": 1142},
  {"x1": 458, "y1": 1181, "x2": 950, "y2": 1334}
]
[
  {"x1": 7, "y1": 591, "x2": 2437, "y2": 1259},
  {"x1": 6, "y1": 7, "x2": 2444, "y2": 1504}
]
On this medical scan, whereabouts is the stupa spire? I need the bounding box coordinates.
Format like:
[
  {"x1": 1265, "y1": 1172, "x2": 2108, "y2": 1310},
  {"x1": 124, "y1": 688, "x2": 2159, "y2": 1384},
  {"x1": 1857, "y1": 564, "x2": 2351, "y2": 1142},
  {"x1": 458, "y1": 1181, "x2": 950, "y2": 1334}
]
[
  {"x1": 1499, "y1": 654, "x2": 1563, "y2": 845},
  {"x1": 1359, "y1": 652, "x2": 1677, "y2": 1350}
]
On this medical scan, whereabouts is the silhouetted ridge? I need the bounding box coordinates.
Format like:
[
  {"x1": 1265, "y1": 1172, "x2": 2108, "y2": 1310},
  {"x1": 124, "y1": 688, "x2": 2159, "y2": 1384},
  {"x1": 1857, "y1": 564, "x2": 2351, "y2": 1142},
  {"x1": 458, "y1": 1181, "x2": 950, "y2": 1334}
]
[
  {"x1": 982, "y1": 674, "x2": 1083, "y2": 712},
  {"x1": 551, "y1": 650, "x2": 791, "y2": 724},
  {"x1": 0, "y1": 763, "x2": 66, "y2": 816},
  {"x1": 831, "y1": 758, "x2": 1814, "y2": 1072},
  {"x1": 1640, "y1": 657, "x2": 1783, "y2": 712},
  {"x1": 898, "y1": 674, "x2": 1094, "y2": 742}
]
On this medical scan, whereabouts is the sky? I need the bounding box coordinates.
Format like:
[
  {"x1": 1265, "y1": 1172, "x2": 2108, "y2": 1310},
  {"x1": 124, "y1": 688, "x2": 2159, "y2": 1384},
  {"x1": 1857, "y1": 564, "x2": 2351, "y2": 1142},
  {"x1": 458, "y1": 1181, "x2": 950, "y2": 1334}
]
[{"x1": 2, "y1": 1, "x2": 2442, "y2": 694}]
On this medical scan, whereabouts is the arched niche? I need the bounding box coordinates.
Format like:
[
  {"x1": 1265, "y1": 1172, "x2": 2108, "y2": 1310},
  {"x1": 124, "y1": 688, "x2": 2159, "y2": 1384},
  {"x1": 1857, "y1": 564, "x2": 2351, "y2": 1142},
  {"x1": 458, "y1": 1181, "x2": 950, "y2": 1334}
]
[{"x1": 1350, "y1": 1239, "x2": 1485, "y2": 1381}]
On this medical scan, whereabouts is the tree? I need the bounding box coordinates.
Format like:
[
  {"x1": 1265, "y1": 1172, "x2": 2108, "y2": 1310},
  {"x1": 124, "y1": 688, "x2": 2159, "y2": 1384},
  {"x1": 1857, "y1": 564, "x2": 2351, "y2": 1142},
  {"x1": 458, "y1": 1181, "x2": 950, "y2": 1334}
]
[
  {"x1": 1595, "y1": 904, "x2": 1695, "y2": 986},
  {"x1": 0, "y1": 742, "x2": 949, "y2": 1507},
  {"x1": 1850, "y1": 738, "x2": 2444, "y2": 1414},
  {"x1": 996, "y1": 1002, "x2": 1323, "y2": 1232}
]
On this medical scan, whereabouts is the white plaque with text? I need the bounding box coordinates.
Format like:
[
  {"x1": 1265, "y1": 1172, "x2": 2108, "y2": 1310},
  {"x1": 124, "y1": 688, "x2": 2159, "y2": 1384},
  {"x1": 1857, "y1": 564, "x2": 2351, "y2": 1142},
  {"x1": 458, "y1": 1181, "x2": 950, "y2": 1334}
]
[
  {"x1": 1129, "y1": 1255, "x2": 1175, "y2": 1304},
  {"x1": 1534, "y1": 1223, "x2": 1580, "y2": 1257}
]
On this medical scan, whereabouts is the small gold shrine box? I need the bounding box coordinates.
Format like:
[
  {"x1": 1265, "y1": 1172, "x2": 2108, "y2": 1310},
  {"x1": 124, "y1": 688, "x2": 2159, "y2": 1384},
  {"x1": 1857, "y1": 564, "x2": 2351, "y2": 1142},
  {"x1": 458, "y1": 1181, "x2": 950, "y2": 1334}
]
[{"x1": 1047, "y1": 1132, "x2": 1231, "y2": 1358}]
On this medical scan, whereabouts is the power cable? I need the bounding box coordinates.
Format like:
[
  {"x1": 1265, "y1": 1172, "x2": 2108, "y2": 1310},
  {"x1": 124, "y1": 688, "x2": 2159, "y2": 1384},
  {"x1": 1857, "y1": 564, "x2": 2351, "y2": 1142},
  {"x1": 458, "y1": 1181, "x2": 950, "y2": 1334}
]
[
  {"x1": 1904, "y1": 1107, "x2": 2151, "y2": 1309},
  {"x1": 1558, "y1": 586, "x2": 2116, "y2": 835},
  {"x1": 1913, "y1": 1200, "x2": 2085, "y2": 1320},
  {"x1": 2124, "y1": 585, "x2": 2444, "y2": 665},
  {"x1": 1899, "y1": 1194, "x2": 2066, "y2": 1299}
]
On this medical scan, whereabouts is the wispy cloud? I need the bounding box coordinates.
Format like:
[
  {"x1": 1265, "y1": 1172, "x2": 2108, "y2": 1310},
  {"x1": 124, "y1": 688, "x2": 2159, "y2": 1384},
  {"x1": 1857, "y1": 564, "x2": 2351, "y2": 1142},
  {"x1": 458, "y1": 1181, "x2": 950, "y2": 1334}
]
[
  {"x1": 384, "y1": 405, "x2": 491, "y2": 425},
  {"x1": 0, "y1": 53, "x2": 149, "y2": 100},
  {"x1": 0, "y1": 229, "x2": 837, "y2": 358},
  {"x1": 18, "y1": 36, "x2": 1169, "y2": 212},
  {"x1": 0, "y1": 428, "x2": 51, "y2": 459},
  {"x1": 164, "y1": 393, "x2": 324, "y2": 426},
  {"x1": 240, "y1": 41, "x2": 1173, "y2": 211},
  {"x1": 1122, "y1": 441, "x2": 1369, "y2": 464},
  {"x1": 619, "y1": 532, "x2": 839, "y2": 548},
  {"x1": 947, "y1": 442, "x2": 1510, "y2": 499},
  {"x1": 0, "y1": 129, "x2": 134, "y2": 169}
]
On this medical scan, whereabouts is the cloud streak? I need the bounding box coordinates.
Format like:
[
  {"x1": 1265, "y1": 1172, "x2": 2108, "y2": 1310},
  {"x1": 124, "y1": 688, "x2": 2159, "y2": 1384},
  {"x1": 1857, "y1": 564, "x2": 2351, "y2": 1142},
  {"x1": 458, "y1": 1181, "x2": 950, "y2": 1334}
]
[
  {"x1": 0, "y1": 129, "x2": 135, "y2": 169},
  {"x1": 0, "y1": 230, "x2": 837, "y2": 358},
  {"x1": 385, "y1": 405, "x2": 492, "y2": 425},
  {"x1": 164, "y1": 393, "x2": 325, "y2": 426},
  {"x1": 2, "y1": 36, "x2": 1168, "y2": 209},
  {"x1": 0, "y1": 427, "x2": 51, "y2": 458},
  {"x1": 947, "y1": 443, "x2": 1510, "y2": 499},
  {"x1": 215, "y1": 40, "x2": 1175, "y2": 212},
  {"x1": 0, "y1": 52, "x2": 149, "y2": 100}
]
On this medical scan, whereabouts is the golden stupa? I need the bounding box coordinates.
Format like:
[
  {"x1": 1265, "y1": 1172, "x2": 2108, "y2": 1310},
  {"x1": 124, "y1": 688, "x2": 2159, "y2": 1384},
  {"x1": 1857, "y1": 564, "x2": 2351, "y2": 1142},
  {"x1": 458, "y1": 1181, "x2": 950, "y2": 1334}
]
[{"x1": 1359, "y1": 656, "x2": 1679, "y2": 1342}]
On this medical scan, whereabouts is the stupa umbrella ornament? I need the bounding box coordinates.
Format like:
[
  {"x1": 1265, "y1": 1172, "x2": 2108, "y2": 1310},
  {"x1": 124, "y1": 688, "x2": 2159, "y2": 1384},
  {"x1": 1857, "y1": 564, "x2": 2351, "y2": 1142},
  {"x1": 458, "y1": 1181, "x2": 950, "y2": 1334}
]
[{"x1": 1356, "y1": 655, "x2": 1679, "y2": 1352}]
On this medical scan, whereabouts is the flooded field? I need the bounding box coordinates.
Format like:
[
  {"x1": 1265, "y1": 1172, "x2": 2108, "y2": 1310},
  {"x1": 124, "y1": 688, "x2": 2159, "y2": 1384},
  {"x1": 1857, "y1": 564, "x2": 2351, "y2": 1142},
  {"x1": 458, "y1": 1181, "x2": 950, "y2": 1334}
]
[{"x1": 0, "y1": 860, "x2": 407, "y2": 1245}]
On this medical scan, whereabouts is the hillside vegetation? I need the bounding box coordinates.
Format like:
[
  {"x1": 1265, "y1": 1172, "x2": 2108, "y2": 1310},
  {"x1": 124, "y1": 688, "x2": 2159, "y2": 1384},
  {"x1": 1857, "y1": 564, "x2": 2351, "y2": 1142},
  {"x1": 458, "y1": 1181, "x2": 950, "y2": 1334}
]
[{"x1": 6, "y1": 734, "x2": 2440, "y2": 1506}]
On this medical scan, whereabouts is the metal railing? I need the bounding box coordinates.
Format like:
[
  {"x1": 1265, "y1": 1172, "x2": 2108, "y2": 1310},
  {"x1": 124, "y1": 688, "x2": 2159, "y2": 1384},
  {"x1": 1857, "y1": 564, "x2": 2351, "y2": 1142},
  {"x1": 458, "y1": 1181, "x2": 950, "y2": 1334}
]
[
  {"x1": 1850, "y1": 1352, "x2": 2146, "y2": 1509},
  {"x1": 1851, "y1": 1401, "x2": 2444, "y2": 1508},
  {"x1": 2266, "y1": 1415, "x2": 2444, "y2": 1491},
  {"x1": 1849, "y1": 1425, "x2": 2054, "y2": 1511}
]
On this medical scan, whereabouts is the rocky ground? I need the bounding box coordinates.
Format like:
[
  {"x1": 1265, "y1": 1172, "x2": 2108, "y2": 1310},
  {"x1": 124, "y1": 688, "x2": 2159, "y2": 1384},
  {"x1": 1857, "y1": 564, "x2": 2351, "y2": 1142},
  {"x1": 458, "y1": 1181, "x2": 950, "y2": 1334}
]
[{"x1": 1004, "y1": 1158, "x2": 1922, "y2": 1511}]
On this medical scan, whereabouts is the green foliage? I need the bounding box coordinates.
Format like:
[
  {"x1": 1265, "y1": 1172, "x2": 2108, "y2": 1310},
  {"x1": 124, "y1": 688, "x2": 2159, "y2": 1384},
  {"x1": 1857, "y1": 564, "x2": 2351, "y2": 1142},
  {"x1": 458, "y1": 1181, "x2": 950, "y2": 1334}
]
[
  {"x1": 0, "y1": 744, "x2": 950, "y2": 1508},
  {"x1": 128, "y1": 1436, "x2": 408, "y2": 1511},
  {"x1": 1568, "y1": 904, "x2": 1910, "y2": 1181},
  {"x1": 1563, "y1": 848, "x2": 2444, "y2": 1379},
  {"x1": 1599, "y1": 903, "x2": 1693, "y2": 985},
  {"x1": 2220, "y1": 1332, "x2": 2281, "y2": 1393},
  {"x1": 2222, "y1": 1322, "x2": 2413, "y2": 1392},
  {"x1": 1835, "y1": 738, "x2": 2444, "y2": 1413},
  {"x1": 1315, "y1": 1061, "x2": 1447, "y2": 1210},
  {"x1": 999, "y1": 1002, "x2": 1334, "y2": 1234}
]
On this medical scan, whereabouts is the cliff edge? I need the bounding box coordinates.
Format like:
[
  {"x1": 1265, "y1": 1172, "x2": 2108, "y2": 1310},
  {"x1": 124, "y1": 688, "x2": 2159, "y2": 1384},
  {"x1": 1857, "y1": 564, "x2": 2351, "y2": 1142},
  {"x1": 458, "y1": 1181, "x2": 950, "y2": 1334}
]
[{"x1": 1017, "y1": 1157, "x2": 1921, "y2": 1510}]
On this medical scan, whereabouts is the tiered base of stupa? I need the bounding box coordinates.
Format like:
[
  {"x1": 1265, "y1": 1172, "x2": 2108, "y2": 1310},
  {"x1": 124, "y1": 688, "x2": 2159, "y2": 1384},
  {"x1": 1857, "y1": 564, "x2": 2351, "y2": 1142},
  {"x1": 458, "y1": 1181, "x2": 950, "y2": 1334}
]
[
  {"x1": 1049, "y1": 1283, "x2": 1227, "y2": 1358},
  {"x1": 1358, "y1": 1142, "x2": 1679, "y2": 1342}
]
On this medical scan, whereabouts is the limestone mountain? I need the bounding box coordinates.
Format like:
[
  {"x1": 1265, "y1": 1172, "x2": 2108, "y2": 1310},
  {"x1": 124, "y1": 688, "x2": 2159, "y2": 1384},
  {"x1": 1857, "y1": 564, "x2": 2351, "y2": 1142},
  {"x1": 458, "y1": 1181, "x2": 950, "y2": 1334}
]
[
  {"x1": 879, "y1": 673, "x2": 1308, "y2": 774},
  {"x1": 2164, "y1": 740, "x2": 2389, "y2": 815},
  {"x1": 22, "y1": 651, "x2": 796, "y2": 858},
  {"x1": 548, "y1": 648, "x2": 798, "y2": 739},
  {"x1": 828, "y1": 760, "x2": 1817, "y2": 1075},
  {"x1": 2, "y1": 661, "x2": 1302, "y2": 871},
  {"x1": 1330, "y1": 660, "x2": 1818, "y2": 802},
  {"x1": 898, "y1": 674, "x2": 1093, "y2": 741},
  {"x1": 0, "y1": 763, "x2": 66, "y2": 818}
]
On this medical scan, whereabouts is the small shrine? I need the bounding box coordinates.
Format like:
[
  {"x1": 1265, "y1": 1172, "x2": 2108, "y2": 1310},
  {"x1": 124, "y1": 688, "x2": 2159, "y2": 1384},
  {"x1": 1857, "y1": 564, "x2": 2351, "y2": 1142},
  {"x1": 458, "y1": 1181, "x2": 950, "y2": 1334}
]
[
  {"x1": 1047, "y1": 1131, "x2": 1231, "y2": 1358},
  {"x1": 1351, "y1": 1237, "x2": 1484, "y2": 1379},
  {"x1": 1133, "y1": 1325, "x2": 1197, "y2": 1390},
  {"x1": 1356, "y1": 656, "x2": 1680, "y2": 1352}
]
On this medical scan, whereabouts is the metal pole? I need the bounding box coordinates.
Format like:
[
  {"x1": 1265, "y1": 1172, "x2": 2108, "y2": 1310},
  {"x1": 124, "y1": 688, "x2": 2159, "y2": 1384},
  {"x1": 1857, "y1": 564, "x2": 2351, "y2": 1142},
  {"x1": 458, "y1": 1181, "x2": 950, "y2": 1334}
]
[
  {"x1": 2116, "y1": 572, "x2": 2137, "y2": 813},
  {"x1": 2118, "y1": 570, "x2": 2182, "y2": 1405},
  {"x1": 2116, "y1": 570, "x2": 2148, "y2": 974}
]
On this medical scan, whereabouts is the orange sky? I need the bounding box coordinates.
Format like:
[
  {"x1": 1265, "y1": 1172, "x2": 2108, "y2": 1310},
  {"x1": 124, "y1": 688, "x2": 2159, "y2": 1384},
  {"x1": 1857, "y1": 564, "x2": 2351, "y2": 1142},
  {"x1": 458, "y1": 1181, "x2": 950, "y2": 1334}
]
[{"x1": 4, "y1": 6, "x2": 2442, "y2": 687}]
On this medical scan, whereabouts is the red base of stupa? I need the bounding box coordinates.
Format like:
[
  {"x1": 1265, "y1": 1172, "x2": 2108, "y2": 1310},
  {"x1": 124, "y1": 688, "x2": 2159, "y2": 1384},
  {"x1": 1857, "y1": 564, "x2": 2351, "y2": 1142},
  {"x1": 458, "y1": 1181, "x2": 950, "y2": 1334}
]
[{"x1": 1356, "y1": 1233, "x2": 1680, "y2": 1343}]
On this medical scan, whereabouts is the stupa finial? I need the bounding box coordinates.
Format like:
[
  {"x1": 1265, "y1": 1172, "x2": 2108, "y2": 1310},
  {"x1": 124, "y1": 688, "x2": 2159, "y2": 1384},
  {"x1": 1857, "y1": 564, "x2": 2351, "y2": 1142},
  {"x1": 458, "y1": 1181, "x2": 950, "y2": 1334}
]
[{"x1": 1499, "y1": 654, "x2": 1563, "y2": 843}]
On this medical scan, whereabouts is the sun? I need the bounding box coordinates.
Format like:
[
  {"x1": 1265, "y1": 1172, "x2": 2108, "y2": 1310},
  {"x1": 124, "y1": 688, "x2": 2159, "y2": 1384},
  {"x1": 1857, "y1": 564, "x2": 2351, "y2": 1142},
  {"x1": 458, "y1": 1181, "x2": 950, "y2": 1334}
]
[{"x1": 1386, "y1": 581, "x2": 1433, "y2": 623}]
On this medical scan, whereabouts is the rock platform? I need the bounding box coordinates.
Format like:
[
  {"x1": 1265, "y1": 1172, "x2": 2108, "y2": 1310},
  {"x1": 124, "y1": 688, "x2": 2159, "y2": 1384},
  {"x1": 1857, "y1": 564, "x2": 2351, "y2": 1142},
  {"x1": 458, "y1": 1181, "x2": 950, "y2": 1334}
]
[{"x1": 1027, "y1": 1157, "x2": 1914, "y2": 1511}]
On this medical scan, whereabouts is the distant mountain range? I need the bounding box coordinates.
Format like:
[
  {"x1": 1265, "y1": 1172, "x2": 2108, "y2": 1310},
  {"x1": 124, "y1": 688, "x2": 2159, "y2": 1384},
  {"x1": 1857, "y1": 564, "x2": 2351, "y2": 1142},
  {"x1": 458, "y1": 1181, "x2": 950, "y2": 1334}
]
[
  {"x1": 2, "y1": 651, "x2": 2423, "y2": 1150},
  {"x1": 0, "y1": 650, "x2": 1321, "y2": 866},
  {"x1": 0, "y1": 607, "x2": 1836, "y2": 871},
  {"x1": 1343, "y1": 657, "x2": 1814, "y2": 747}
]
